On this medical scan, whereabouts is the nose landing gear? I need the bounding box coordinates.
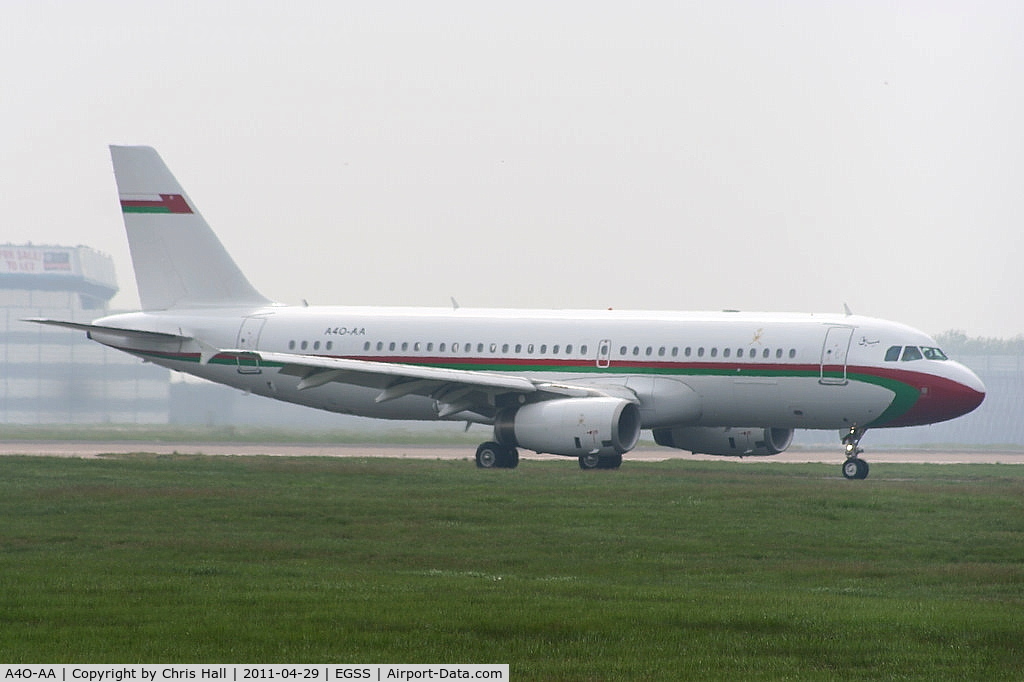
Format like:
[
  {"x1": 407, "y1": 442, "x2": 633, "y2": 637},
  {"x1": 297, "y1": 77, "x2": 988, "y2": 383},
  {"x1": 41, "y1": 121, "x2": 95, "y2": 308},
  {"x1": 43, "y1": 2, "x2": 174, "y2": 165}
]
[{"x1": 841, "y1": 426, "x2": 869, "y2": 479}]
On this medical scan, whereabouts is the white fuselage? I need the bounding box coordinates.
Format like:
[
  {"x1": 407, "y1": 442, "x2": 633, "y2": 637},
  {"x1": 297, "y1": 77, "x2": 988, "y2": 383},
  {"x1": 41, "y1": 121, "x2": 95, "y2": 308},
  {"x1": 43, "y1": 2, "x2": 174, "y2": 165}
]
[{"x1": 92, "y1": 306, "x2": 986, "y2": 433}]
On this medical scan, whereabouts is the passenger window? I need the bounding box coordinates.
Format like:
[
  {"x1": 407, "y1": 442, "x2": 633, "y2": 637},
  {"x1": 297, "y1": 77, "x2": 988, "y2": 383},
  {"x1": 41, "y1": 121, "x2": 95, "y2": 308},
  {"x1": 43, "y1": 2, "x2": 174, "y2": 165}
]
[
  {"x1": 288, "y1": 341, "x2": 295, "y2": 350},
  {"x1": 776, "y1": 349, "x2": 783, "y2": 359},
  {"x1": 490, "y1": 343, "x2": 497, "y2": 352},
  {"x1": 414, "y1": 342, "x2": 421, "y2": 351},
  {"x1": 401, "y1": 342, "x2": 408, "y2": 351},
  {"x1": 723, "y1": 348, "x2": 731, "y2": 358},
  {"x1": 789, "y1": 349, "x2": 796, "y2": 359},
  {"x1": 580, "y1": 345, "x2": 588, "y2": 355},
  {"x1": 326, "y1": 341, "x2": 333, "y2": 351},
  {"x1": 427, "y1": 342, "x2": 433, "y2": 351},
  {"x1": 885, "y1": 346, "x2": 902, "y2": 362},
  {"x1": 528, "y1": 344, "x2": 534, "y2": 353},
  {"x1": 685, "y1": 347, "x2": 692, "y2": 357},
  {"x1": 566, "y1": 344, "x2": 573, "y2": 354},
  {"x1": 763, "y1": 348, "x2": 769, "y2": 359},
  {"x1": 645, "y1": 347, "x2": 653, "y2": 356},
  {"x1": 697, "y1": 347, "x2": 704, "y2": 357},
  {"x1": 902, "y1": 346, "x2": 923, "y2": 361},
  {"x1": 620, "y1": 346, "x2": 628, "y2": 355},
  {"x1": 515, "y1": 344, "x2": 522, "y2": 353},
  {"x1": 502, "y1": 344, "x2": 509, "y2": 353},
  {"x1": 553, "y1": 345, "x2": 560, "y2": 354},
  {"x1": 439, "y1": 343, "x2": 447, "y2": 352},
  {"x1": 313, "y1": 341, "x2": 320, "y2": 351},
  {"x1": 658, "y1": 347, "x2": 666, "y2": 357},
  {"x1": 477, "y1": 343, "x2": 484, "y2": 353},
  {"x1": 711, "y1": 348, "x2": 718, "y2": 358},
  {"x1": 301, "y1": 341, "x2": 308, "y2": 350},
  {"x1": 671, "y1": 347, "x2": 678, "y2": 357},
  {"x1": 737, "y1": 348, "x2": 743, "y2": 358},
  {"x1": 540, "y1": 345, "x2": 547, "y2": 354}
]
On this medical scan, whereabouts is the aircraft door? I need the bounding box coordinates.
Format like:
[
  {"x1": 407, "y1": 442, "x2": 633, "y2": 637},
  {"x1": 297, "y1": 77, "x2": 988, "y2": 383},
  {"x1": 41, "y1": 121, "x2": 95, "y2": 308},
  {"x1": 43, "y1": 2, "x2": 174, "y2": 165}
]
[
  {"x1": 820, "y1": 326, "x2": 853, "y2": 385},
  {"x1": 597, "y1": 339, "x2": 612, "y2": 368},
  {"x1": 235, "y1": 316, "x2": 267, "y2": 374}
]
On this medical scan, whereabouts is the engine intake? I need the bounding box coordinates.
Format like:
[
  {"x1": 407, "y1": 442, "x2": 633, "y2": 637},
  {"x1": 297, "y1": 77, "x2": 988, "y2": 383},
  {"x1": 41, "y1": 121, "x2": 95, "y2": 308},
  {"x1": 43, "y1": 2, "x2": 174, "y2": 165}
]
[
  {"x1": 652, "y1": 426, "x2": 794, "y2": 457},
  {"x1": 496, "y1": 397, "x2": 642, "y2": 457}
]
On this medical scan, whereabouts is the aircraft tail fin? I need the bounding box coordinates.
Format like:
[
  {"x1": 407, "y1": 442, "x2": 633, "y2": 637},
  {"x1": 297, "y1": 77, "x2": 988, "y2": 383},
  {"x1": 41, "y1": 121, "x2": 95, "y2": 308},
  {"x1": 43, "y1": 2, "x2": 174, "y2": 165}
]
[{"x1": 110, "y1": 145, "x2": 271, "y2": 310}]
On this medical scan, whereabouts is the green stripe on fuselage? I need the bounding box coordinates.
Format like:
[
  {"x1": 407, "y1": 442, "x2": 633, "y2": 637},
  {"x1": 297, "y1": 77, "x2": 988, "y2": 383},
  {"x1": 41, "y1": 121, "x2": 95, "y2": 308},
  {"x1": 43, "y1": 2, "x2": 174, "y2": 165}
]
[{"x1": 132, "y1": 349, "x2": 918, "y2": 426}]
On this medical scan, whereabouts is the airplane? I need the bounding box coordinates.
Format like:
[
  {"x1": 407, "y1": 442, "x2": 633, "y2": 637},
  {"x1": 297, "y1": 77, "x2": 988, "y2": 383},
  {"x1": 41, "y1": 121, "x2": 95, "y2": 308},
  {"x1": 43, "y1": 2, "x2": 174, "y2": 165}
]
[{"x1": 29, "y1": 146, "x2": 986, "y2": 479}]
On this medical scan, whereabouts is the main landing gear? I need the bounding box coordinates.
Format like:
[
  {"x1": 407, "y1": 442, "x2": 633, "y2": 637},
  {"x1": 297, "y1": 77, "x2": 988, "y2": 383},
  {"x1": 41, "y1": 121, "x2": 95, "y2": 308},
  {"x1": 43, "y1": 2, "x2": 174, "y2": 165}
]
[
  {"x1": 475, "y1": 441, "x2": 519, "y2": 469},
  {"x1": 578, "y1": 453, "x2": 623, "y2": 470},
  {"x1": 841, "y1": 426, "x2": 870, "y2": 480},
  {"x1": 475, "y1": 442, "x2": 624, "y2": 470}
]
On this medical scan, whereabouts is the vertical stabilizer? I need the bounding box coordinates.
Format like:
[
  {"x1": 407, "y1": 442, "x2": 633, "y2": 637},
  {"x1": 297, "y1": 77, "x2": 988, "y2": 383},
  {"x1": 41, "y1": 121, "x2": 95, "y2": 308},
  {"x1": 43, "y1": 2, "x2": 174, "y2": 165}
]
[{"x1": 110, "y1": 145, "x2": 271, "y2": 310}]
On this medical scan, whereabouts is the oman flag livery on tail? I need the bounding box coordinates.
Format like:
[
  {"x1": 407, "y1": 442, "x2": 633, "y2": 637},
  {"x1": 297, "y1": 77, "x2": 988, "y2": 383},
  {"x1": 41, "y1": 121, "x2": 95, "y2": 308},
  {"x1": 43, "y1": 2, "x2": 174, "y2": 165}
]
[{"x1": 120, "y1": 193, "x2": 193, "y2": 214}]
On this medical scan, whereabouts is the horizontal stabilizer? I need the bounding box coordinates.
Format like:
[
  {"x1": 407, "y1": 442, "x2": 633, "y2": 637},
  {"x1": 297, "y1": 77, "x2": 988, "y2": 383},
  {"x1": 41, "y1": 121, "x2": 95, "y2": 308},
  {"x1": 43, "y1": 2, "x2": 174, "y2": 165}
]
[{"x1": 24, "y1": 318, "x2": 221, "y2": 364}]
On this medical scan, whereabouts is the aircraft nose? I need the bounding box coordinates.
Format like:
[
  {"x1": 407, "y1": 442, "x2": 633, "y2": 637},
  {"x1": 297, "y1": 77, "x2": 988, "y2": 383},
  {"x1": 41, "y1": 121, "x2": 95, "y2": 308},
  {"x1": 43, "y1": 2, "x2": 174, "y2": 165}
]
[
  {"x1": 962, "y1": 365, "x2": 986, "y2": 399},
  {"x1": 927, "y1": 363, "x2": 986, "y2": 423},
  {"x1": 958, "y1": 365, "x2": 986, "y2": 414},
  {"x1": 882, "y1": 362, "x2": 985, "y2": 427}
]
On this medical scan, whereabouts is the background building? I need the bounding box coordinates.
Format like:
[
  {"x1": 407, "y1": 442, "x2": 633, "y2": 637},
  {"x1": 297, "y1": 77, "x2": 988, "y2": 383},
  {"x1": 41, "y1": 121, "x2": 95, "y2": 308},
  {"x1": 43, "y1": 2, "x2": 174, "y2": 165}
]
[{"x1": 0, "y1": 244, "x2": 169, "y2": 423}]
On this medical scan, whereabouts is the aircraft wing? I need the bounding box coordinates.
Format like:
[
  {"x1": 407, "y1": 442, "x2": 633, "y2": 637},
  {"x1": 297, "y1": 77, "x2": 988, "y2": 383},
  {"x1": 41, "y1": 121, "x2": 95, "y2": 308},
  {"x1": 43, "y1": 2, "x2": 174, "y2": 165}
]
[
  {"x1": 25, "y1": 318, "x2": 629, "y2": 420},
  {"x1": 245, "y1": 349, "x2": 616, "y2": 419}
]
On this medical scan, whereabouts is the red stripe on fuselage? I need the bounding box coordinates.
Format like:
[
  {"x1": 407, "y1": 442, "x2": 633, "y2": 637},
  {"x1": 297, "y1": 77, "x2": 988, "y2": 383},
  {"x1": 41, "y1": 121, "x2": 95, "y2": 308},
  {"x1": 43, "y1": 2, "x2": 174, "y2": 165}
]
[
  {"x1": 859, "y1": 365, "x2": 985, "y2": 427},
  {"x1": 127, "y1": 347, "x2": 984, "y2": 427}
]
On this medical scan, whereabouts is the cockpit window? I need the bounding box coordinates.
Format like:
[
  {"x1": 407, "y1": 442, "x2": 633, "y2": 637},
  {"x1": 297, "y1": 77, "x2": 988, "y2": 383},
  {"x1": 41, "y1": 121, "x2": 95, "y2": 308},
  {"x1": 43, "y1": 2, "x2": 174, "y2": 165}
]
[
  {"x1": 901, "y1": 346, "x2": 923, "y2": 361},
  {"x1": 884, "y1": 346, "x2": 901, "y2": 362},
  {"x1": 921, "y1": 347, "x2": 948, "y2": 361}
]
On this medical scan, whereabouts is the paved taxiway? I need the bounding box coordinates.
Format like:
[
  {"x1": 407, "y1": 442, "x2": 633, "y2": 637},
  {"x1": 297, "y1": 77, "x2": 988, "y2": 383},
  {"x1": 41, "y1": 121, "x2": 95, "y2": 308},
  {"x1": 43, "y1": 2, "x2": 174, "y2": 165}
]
[{"x1": 0, "y1": 441, "x2": 1021, "y2": 464}]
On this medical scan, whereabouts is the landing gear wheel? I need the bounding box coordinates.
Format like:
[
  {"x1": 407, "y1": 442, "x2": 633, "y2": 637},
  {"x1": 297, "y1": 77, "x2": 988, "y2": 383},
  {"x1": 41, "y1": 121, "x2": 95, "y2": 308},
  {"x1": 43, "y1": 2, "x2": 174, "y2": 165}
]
[
  {"x1": 476, "y1": 442, "x2": 502, "y2": 469},
  {"x1": 842, "y1": 458, "x2": 869, "y2": 480},
  {"x1": 840, "y1": 427, "x2": 870, "y2": 479},
  {"x1": 601, "y1": 453, "x2": 623, "y2": 469},
  {"x1": 501, "y1": 447, "x2": 520, "y2": 469},
  {"x1": 476, "y1": 442, "x2": 519, "y2": 469},
  {"x1": 579, "y1": 453, "x2": 623, "y2": 470}
]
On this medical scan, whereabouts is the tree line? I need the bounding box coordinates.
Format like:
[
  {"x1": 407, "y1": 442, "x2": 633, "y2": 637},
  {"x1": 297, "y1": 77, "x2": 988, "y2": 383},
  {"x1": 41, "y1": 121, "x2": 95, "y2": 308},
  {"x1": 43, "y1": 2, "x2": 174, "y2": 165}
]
[{"x1": 934, "y1": 330, "x2": 1024, "y2": 355}]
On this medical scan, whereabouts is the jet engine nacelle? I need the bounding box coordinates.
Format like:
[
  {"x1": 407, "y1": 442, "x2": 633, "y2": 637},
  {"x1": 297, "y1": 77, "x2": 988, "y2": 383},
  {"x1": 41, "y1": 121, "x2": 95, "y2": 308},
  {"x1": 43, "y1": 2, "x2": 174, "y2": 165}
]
[
  {"x1": 652, "y1": 426, "x2": 794, "y2": 457},
  {"x1": 496, "y1": 397, "x2": 642, "y2": 457}
]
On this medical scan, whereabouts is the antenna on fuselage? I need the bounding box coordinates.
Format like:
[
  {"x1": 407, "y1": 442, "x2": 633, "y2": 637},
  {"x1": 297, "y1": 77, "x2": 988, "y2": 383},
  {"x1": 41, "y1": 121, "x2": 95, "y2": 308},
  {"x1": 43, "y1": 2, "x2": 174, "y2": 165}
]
[{"x1": 843, "y1": 303, "x2": 853, "y2": 316}]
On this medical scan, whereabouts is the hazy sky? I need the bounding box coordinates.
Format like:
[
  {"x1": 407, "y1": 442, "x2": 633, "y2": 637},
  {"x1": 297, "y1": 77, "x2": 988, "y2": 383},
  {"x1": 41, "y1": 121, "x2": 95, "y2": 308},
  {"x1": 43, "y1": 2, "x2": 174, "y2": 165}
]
[{"x1": 3, "y1": 1, "x2": 1022, "y2": 337}]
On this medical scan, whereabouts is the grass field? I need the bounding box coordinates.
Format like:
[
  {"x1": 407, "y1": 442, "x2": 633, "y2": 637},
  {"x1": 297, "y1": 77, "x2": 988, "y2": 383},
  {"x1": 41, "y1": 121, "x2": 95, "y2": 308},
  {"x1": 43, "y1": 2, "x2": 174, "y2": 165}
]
[
  {"x1": 0, "y1": 454, "x2": 1021, "y2": 680},
  {"x1": 0, "y1": 424, "x2": 483, "y2": 445}
]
